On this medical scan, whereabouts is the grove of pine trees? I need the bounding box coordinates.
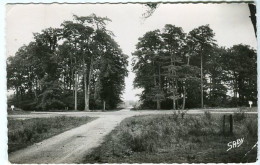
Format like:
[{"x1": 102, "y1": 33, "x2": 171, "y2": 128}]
[
  {"x1": 132, "y1": 24, "x2": 257, "y2": 110},
  {"x1": 7, "y1": 14, "x2": 128, "y2": 111}
]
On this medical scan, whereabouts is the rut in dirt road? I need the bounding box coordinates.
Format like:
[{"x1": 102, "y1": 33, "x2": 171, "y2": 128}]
[{"x1": 9, "y1": 113, "x2": 133, "y2": 164}]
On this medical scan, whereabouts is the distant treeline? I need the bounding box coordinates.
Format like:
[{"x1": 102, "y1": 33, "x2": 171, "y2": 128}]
[
  {"x1": 7, "y1": 14, "x2": 128, "y2": 111},
  {"x1": 132, "y1": 24, "x2": 257, "y2": 110}
]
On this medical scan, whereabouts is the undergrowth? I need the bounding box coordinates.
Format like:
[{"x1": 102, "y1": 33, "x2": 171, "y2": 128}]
[
  {"x1": 85, "y1": 113, "x2": 257, "y2": 163},
  {"x1": 8, "y1": 116, "x2": 95, "y2": 153}
]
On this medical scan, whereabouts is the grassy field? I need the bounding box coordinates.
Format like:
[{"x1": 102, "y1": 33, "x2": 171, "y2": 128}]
[
  {"x1": 205, "y1": 107, "x2": 258, "y2": 112},
  {"x1": 7, "y1": 109, "x2": 32, "y2": 115},
  {"x1": 8, "y1": 116, "x2": 96, "y2": 153},
  {"x1": 84, "y1": 112, "x2": 257, "y2": 163}
]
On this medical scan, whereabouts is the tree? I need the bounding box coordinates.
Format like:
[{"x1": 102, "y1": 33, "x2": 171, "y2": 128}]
[
  {"x1": 7, "y1": 14, "x2": 128, "y2": 111},
  {"x1": 142, "y1": 3, "x2": 159, "y2": 20},
  {"x1": 62, "y1": 14, "x2": 112, "y2": 111},
  {"x1": 188, "y1": 25, "x2": 216, "y2": 108},
  {"x1": 95, "y1": 30, "x2": 128, "y2": 110},
  {"x1": 161, "y1": 24, "x2": 185, "y2": 110},
  {"x1": 205, "y1": 46, "x2": 228, "y2": 107},
  {"x1": 7, "y1": 27, "x2": 63, "y2": 110},
  {"x1": 56, "y1": 41, "x2": 78, "y2": 109},
  {"x1": 132, "y1": 30, "x2": 164, "y2": 110},
  {"x1": 222, "y1": 44, "x2": 257, "y2": 106},
  {"x1": 133, "y1": 25, "x2": 201, "y2": 110}
]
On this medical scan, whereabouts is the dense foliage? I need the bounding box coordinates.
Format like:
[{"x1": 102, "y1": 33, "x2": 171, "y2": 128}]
[
  {"x1": 7, "y1": 14, "x2": 128, "y2": 111},
  {"x1": 132, "y1": 24, "x2": 257, "y2": 109}
]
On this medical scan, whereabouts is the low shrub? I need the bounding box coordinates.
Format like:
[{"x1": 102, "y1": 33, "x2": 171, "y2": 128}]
[
  {"x1": 204, "y1": 111, "x2": 212, "y2": 120},
  {"x1": 233, "y1": 112, "x2": 246, "y2": 122},
  {"x1": 129, "y1": 132, "x2": 156, "y2": 152},
  {"x1": 246, "y1": 119, "x2": 258, "y2": 137}
]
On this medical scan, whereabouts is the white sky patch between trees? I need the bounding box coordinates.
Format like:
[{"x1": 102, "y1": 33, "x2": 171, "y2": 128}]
[{"x1": 6, "y1": 3, "x2": 257, "y2": 101}]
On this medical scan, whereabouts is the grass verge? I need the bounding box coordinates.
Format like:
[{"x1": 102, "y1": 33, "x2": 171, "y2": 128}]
[
  {"x1": 7, "y1": 109, "x2": 31, "y2": 115},
  {"x1": 84, "y1": 112, "x2": 257, "y2": 163},
  {"x1": 8, "y1": 116, "x2": 96, "y2": 153}
]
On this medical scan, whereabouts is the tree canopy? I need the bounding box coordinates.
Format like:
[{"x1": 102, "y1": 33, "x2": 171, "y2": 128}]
[
  {"x1": 7, "y1": 14, "x2": 128, "y2": 111},
  {"x1": 132, "y1": 25, "x2": 257, "y2": 109}
]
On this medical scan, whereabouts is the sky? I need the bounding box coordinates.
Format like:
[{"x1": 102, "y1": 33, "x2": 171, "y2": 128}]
[{"x1": 6, "y1": 3, "x2": 257, "y2": 101}]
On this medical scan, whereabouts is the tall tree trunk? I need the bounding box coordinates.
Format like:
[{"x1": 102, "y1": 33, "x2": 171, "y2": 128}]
[
  {"x1": 74, "y1": 72, "x2": 78, "y2": 110},
  {"x1": 182, "y1": 82, "x2": 186, "y2": 110},
  {"x1": 83, "y1": 57, "x2": 88, "y2": 111},
  {"x1": 34, "y1": 78, "x2": 38, "y2": 101},
  {"x1": 153, "y1": 61, "x2": 160, "y2": 110},
  {"x1": 157, "y1": 100, "x2": 160, "y2": 110},
  {"x1": 182, "y1": 56, "x2": 190, "y2": 110},
  {"x1": 209, "y1": 77, "x2": 211, "y2": 100},
  {"x1": 201, "y1": 53, "x2": 204, "y2": 108},
  {"x1": 72, "y1": 72, "x2": 75, "y2": 100},
  {"x1": 85, "y1": 56, "x2": 94, "y2": 111},
  {"x1": 63, "y1": 74, "x2": 65, "y2": 90},
  {"x1": 158, "y1": 63, "x2": 161, "y2": 110},
  {"x1": 170, "y1": 52, "x2": 176, "y2": 110},
  {"x1": 154, "y1": 74, "x2": 160, "y2": 110},
  {"x1": 103, "y1": 100, "x2": 106, "y2": 111},
  {"x1": 70, "y1": 58, "x2": 73, "y2": 90},
  {"x1": 15, "y1": 87, "x2": 19, "y2": 100},
  {"x1": 233, "y1": 73, "x2": 238, "y2": 106},
  {"x1": 176, "y1": 80, "x2": 179, "y2": 109},
  {"x1": 173, "y1": 85, "x2": 176, "y2": 110}
]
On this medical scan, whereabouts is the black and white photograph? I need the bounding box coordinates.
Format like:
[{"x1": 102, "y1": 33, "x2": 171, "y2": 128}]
[{"x1": 4, "y1": 1, "x2": 258, "y2": 164}]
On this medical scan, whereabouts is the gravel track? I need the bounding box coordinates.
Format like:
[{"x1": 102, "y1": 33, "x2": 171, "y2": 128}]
[{"x1": 9, "y1": 110, "x2": 133, "y2": 164}]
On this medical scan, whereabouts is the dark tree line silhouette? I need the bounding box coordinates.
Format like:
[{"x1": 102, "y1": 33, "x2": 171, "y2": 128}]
[
  {"x1": 7, "y1": 14, "x2": 128, "y2": 111},
  {"x1": 132, "y1": 24, "x2": 257, "y2": 110}
]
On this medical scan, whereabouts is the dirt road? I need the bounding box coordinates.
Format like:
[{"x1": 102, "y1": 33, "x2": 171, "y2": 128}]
[
  {"x1": 9, "y1": 110, "x2": 134, "y2": 164},
  {"x1": 8, "y1": 108, "x2": 257, "y2": 120},
  {"x1": 8, "y1": 108, "x2": 257, "y2": 163}
]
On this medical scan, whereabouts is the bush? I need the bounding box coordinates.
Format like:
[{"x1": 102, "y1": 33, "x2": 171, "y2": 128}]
[
  {"x1": 246, "y1": 119, "x2": 258, "y2": 137},
  {"x1": 233, "y1": 112, "x2": 246, "y2": 122},
  {"x1": 7, "y1": 97, "x2": 38, "y2": 111},
  {"x1": 131, "y1": 103, "x2": 140, "y2": 110},
  {"x1": 204, "y1": 111, "x2": 212, "y2": 120},
  {"x1": 130, "y1": 133, "x2": 156, "y2": 152}
]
